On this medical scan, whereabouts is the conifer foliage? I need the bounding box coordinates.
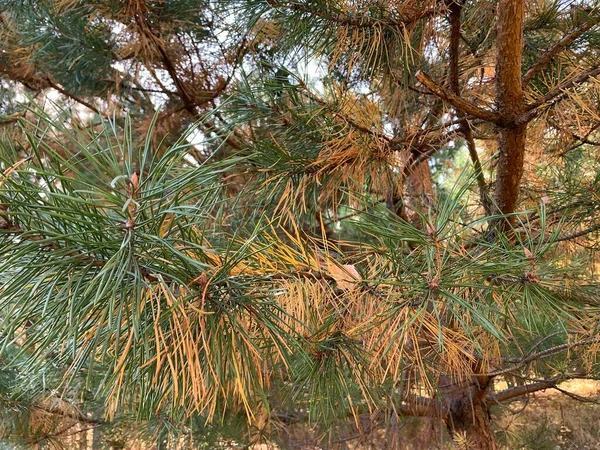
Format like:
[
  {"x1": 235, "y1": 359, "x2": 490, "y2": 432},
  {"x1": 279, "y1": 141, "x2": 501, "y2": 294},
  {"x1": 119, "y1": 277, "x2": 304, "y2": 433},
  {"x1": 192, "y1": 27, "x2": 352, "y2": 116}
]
[{"x1": 1, "y1": 0, "x2": 600, "y2": 448}]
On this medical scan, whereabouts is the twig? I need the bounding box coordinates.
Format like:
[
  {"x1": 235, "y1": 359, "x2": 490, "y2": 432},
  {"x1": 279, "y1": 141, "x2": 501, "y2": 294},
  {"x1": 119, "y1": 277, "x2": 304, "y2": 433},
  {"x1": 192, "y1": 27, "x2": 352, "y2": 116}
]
[
  {"x1": 415, "y1": 71, "x2": 502, "y2": 124},
  {"x1": 46, "y1": 80, "x2": 101, "y2": 115},
  {"x1": 532, "y1": 222, "x2": 600, "y2": 244},
  {"x1": 523, "y1": 19, "x2": 600, "y2": 85},
  {"x1": 483, "y1": 337, "x2": 600, "y2": 377},
  {"x1": 447, "y1": 2, "x2": 491, "y2": 214},
  {"x1": 552, "y1": 385, "x2": 600, "y2": 403},
  {"x1": 520, "y1": 66, "x2": 600, "y2": 124},
  {"x1": 493, "y1": 377, "x2": 563, "y2": 403}
]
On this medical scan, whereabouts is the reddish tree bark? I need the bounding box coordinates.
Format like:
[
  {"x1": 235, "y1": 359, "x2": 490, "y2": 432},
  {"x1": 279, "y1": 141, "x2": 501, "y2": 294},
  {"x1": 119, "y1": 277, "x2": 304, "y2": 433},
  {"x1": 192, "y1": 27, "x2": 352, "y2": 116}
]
[
  {"x1": 493, "y1": 0, "x2": 526, "y2": 220},
  {"x1": 442, "y1": 374, "x2": 498, "y2": 450}
]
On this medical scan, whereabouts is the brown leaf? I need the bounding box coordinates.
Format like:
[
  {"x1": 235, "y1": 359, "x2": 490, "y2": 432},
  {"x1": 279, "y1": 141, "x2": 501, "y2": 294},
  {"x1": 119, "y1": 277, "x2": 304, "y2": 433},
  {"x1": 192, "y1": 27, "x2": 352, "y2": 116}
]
[{"x1": 327, "y1": 263, "x2": 361, "y2": 290}]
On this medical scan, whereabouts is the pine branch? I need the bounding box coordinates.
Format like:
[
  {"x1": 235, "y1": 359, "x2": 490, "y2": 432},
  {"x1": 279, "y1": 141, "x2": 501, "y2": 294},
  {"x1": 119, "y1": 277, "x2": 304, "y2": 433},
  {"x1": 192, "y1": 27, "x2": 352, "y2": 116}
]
[
  {"x1": 1, "y1": 219, "x2": 168, "y2": 283},
  {"x1": 493, "y1": 376, "x2": 564, "y2": 403},
  {"x1": 45, "y1": 79, "x2": 101, "y2": 115},
  {"x1": 536, "y1": 222, "x2": 600, "y2": 244},
  {"x1": 483, "y1": 337, "x2": 600, "y2": 377},
  {"x1": 522, "y1": 18, "x2": 600, "y2": 86},
  {"x1": 415, "y1": 71, "x2": 502, "y2": 124},
  {"x1": 520, "y1": 66, "x2": 600, "y2": 123},
  {"x1": 296, "y1": 80, "x2": 395, "y2": 147},
  {"x1": 447, "y1": 2, "x2": 490, "y2": 214}
]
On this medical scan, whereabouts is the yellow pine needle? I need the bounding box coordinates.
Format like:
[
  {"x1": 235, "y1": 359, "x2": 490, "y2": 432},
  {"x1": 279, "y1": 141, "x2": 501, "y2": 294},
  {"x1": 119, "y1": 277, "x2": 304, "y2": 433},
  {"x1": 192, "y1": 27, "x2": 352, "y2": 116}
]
[
  {"x1": 0, "y1": 156, "x2": 32, "y2": 189},
  {"x1": 113, "y1": 328, "x2": 134, "y2": 375},
  {"x1": 230, "y1": 329, "x2": 255, "y2": 420}
]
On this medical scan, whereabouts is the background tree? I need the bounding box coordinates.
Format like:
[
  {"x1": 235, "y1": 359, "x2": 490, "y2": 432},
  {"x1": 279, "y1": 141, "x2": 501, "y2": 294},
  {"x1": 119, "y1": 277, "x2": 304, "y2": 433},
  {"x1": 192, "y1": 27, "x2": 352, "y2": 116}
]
[{"x1": 1, "y1": 0, "x2": 600, "y2": 449}]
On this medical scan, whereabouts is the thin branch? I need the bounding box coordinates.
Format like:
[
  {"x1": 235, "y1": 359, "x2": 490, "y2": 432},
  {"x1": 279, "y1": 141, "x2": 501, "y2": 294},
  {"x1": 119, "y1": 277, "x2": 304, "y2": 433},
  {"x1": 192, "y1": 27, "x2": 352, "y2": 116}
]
[
  {"x1": 447, "y1": 1, "x2": 491, "y2": 214},
  {"x1": 296, "y1": 80, "x2": 394, "y2": 145},
  {"x1": 520, "y1": 66, "x2": 600, "y2": 123},
  {"x1": 493, "y1": 377, "x2": 563, "y2": 403},
  {"x1": 554, "y1": 119, "x2": 600, "y2": 154},
  {"x1": 140, "y1": 26, "x2": 197, "y2": 115},
  {"x1": 129, "y1": 85, "x2": 178, "y2": 95},
  {"x1": 387, "y1": 114, "x2": 483, "y2": 148},
  {"x1": 483, "y1": 337, "x2": 600, "y2": 377},
  {"x1": 535, "y1": 222, "x2": 600, "y2": 244},
  {"x1": 200, "y1": 119, "x2": 243, "y2": 151},
  {"x1": 131, "y1": 13, "x2": 244, "y2": 153},
  {"x1": 415, "y1": 71, "x2": 502, "y2": 124},
  {"x1": 0, "y1": 111, "x2": 25, "y2": 126},
  {"x1": 45, "y1": 80, "x2": 101, "y2": 115},
  {"x1": 405, "y1": 146, "x2": 440, "y2": 171},
  {"x1": 403, "y1": 126, "x2": 458, "y2": 175},
  {"x1": 525, "y1": 199, "x2": 586, "y2": 223},
  {"x1": 523, "y1": 18, "x2": 600, "y2": 86},
  {"x1": 552, "y1": 384, "x2": 600, "y2": 403},
  {"x1": 133, "y1": 13, "x2": 227, "y2": 115}
]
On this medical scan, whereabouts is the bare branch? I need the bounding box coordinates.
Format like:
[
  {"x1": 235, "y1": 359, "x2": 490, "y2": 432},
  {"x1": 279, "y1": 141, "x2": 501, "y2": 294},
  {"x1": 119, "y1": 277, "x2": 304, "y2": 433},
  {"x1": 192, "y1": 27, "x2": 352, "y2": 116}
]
[
  {"x1": 521, "y1": 66, "x2": 600, "y2": 124},
  {"x1": 45, "y1": 80, "x2": 101, "y2": 115},
  {"x1": 447, "y1": 2, "x2": 491, "y2": 213},
  {"x1": 552, "y1": 384, "x2": 600, "y2": 403},
  {"x1": 483, "y1": 337, "x2": 600, "y2": 377},
  {"x1": 523, "y1": 18, "x2": 600, "y2": 86},
  {"x1": 415, "y1": 71, "x2": 502, "y2": 124},
  {"x1": 536, "y1": 222, "x2": 600, "y2": 244},
  {"x1": 493, "y1": 377, "x2": 563, "y2": 403}
]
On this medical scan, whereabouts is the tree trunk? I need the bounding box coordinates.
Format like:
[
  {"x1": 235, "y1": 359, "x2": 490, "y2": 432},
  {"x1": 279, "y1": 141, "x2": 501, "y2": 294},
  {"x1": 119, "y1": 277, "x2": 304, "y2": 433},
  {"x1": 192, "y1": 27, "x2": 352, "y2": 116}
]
[
  {"x1": 493, "y1": 0, "x2": 526, "y2": 221},
  {"x1": 443, "y1": 384, "x2": 498, "y2": 450}
]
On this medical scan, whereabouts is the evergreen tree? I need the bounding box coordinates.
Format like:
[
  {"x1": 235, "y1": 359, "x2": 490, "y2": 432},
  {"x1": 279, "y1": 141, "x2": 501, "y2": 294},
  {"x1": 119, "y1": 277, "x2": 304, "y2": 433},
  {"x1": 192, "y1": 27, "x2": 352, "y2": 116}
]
[{"x1": 1, "y1": 0, "x2": 600, "y2": 448}]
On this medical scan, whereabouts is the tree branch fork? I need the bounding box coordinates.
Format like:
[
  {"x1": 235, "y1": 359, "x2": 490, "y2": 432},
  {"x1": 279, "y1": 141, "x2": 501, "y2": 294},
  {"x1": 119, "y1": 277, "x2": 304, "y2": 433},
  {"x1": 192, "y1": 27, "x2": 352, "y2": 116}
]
[
  {"x1": 385, "y1": 335, "x2": 600, "y2": 420},
  {"x1": 415, "y1": 66, "x2": 600, "y2": 128}
]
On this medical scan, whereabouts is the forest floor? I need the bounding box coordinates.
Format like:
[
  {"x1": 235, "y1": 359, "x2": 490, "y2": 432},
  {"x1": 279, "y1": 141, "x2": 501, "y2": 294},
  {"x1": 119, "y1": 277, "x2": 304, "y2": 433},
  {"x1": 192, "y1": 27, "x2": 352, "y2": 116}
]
[{"x1": 495, "y1": 379, "x2": 600, "y2": 450}]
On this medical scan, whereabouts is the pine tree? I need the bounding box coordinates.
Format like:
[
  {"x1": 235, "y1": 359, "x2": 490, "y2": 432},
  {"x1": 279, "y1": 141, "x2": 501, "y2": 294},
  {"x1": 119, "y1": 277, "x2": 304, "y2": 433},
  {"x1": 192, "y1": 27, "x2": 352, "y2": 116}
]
[{"x1": 1, "y1": 0, "x2": 600, "y2": 448}]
